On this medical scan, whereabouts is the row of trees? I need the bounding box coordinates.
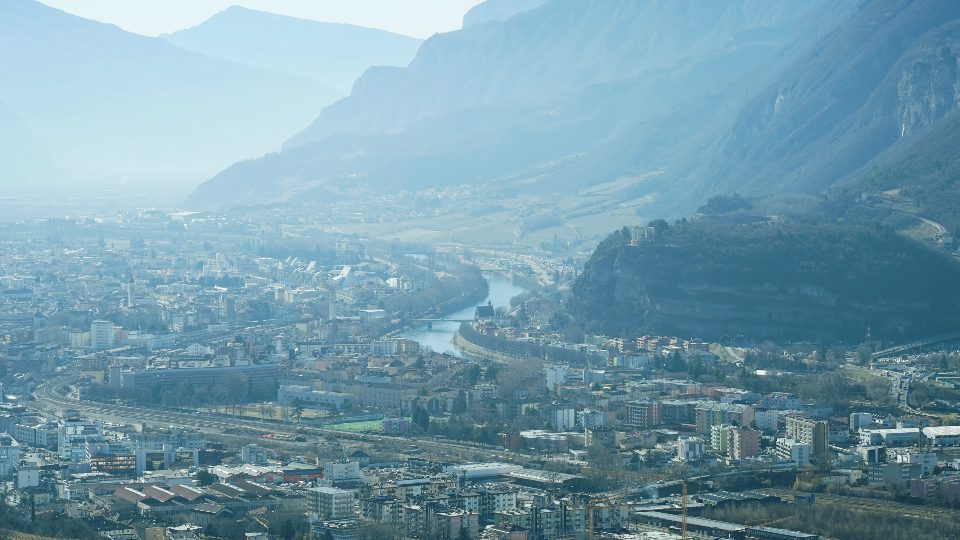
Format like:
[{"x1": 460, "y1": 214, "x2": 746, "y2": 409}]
[
  {"x1": 0, "y1": 490, "x2": 97, "y2": 539},
  {"x1": 85, "y1": 372, "x2": 271, "y2": 408},
  {"x1": 458, "y1": 323, "x2": 588, "y2": 364},
  {"x1": 731, "y1": 368, "x2": 894, "y2": 416},
  {"x1": 143, "y1": 373, "x2": 256, "y2": 407},
  {"x1": 380, "y1": 261, "x2": 488, "y2": 319},
  {"x1": 909, "y1": 380, "x2": 960, "y2": 410}
]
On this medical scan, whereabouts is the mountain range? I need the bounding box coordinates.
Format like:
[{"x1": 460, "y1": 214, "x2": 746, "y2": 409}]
[
  {"x1": 189, "y1": 0, "x2": 960, "y2": 237},
  {"x1": 461, "y1": 0, "x2": 548, "y2": 27},
  {"x1": 0, "y1": 98, "x2": 56, "y2": 181},
  {"x1": 0, "y1": 0, "x2": 421, "y2": 189},
  {"x1": 694, "y1": 0, "x2": 960, "y2": 228},
  {"x1": 163, "y1": 6, "x2": 422, "y2": 94},
  {"x1": 189, "y1": 0, "x2": 845, "y2": 207}
]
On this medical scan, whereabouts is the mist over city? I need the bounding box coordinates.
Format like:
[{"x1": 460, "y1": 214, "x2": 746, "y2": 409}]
[{"x1": 1, "y1": 1, "x2": 960, "y2": 539}]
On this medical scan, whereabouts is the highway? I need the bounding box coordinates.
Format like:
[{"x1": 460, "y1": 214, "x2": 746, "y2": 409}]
[
  {"x1": 600, "y1": 468, "x2": 782, "y2": 501},
  {"x1": 33, "y1": 375, "x2": 526, "y2": 464},
  {"x1": 872, "y1": 331, "x2": 960, "y2": 359}
]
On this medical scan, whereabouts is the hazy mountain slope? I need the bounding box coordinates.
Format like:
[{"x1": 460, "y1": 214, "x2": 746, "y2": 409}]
[
  {"x1": 462, "y1": 0, "x2": 548, "y2": 27},
  {"x1": 190, "y1": 0, "x2": 838, "y2": 207},
  {"x1": 0, "y1": 0, "x2": 338, "y2": 186},
  {"x1": 164, "y1": 6, "x2": 422, "y2": 94},
  {"x1": 840, "y1": 107, "x2": 960, "y2": 232},
  {"x1": 0, "y1": 99, "x2": 56, "y2": 181},
  {"x1": 694, "y1": 1, "x2": 960, "y2": 202},
  {"x1": 286, "y1": 0, "x2": 823, "y2": 148}
]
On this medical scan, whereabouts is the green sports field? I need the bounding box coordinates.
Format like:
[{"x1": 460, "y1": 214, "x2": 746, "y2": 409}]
[{"x1": 325, "y1": 420, "x2": 383, "y2": 433}]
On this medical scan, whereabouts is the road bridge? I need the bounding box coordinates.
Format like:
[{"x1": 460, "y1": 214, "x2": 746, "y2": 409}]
[{"x1": 872, "y1": 331, "x2": 960, "y2": 359}]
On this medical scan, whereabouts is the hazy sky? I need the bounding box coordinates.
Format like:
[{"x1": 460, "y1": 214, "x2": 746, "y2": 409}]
[{"x1": 37, "y1": 0, "x2": 484, "y2": 38}]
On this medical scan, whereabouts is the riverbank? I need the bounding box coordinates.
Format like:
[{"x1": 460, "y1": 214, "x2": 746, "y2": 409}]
[
  {"x1": 400, "y1": 276, "x2": 528, "y2": 356},
  {"x1": 451, "y1": 329, "x2": 524, "y2": 363},
  {"x1": 379, "y1": 263, "x2": 488, "y2": 338},
  {"x1": 455, "y1": 321, "x2": 591, "y2": 364},
  {"x1": 379, "y1": 281, "x2": 488, "y2": 339}
]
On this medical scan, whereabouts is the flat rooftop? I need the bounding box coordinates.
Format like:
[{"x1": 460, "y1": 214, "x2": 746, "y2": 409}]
[
  {"x1": 636, "y1": 511, "x2": 745, "y2": 533},
  {"x1": 923, "y1": 426, "x2": 960, "y2": 436},
  {"x1": 506, "y1": 469, "x2": 581, "y2": 484}
]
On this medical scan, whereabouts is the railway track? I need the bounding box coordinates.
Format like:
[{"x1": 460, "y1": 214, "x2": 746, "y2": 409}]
[
  {"x1": 33, "y1": 375, "x2": 522, "y2": 463},
  {"x1": 757, "y1": 488, "x2": 959, "y2": 522}
]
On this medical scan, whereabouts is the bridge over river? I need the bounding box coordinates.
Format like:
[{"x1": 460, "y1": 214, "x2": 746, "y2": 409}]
[{"x1": 400, "y1": 276, "x2": 527, "y2": 356}]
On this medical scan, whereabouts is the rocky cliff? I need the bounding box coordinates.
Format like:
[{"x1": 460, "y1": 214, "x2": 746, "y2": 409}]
[
  {"x1": 695, "y1": 1, "x2": 960, "y2": 199},
  {"x1": 569, "y1": 221, "x2": 960, "y2": 343}
]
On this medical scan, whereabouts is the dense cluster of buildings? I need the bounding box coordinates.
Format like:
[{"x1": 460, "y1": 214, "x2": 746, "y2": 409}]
[
  {"x1": 0, "y1": 211, "x2": 478, "y2": 408},
  {"x1": 0, "y1": 212, "x2": 958, "y2": 539}
]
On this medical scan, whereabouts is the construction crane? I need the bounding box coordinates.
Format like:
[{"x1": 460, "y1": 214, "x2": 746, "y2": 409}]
[
  {"x1": 587, "y1": 496, "x2": 611, "y2": 540},
  {"x1": 681, "y1": 481, "x2": 688, "y2": 540},
  {"x1": 588, "y1": 500, "x2": 594, "y2": 540}
]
